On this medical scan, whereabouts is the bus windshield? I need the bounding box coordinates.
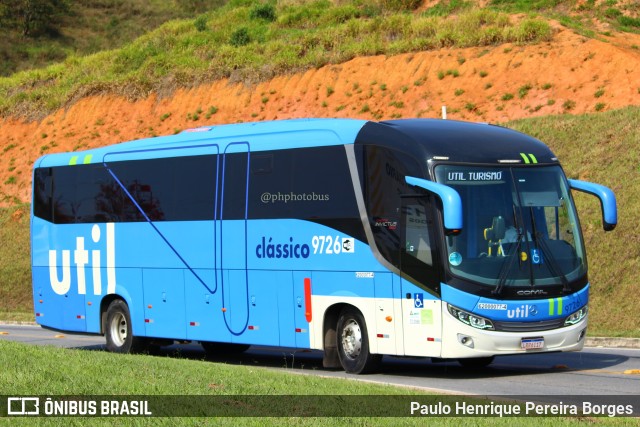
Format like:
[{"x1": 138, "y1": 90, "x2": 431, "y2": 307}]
[{"x1": 435, "y1": 165, "x2": 586, "y2": 288}]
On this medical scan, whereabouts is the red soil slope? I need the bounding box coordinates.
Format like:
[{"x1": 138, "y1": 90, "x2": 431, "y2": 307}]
[{"x1": 1, "y1": 26, "x2": 639, "y2": 206}]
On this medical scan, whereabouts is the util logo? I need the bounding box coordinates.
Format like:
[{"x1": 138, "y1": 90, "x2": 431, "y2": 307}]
[
  {"x1": 48, "y1": 223, "x2": 117, "y2": 296},
  {"x1": 507, "y1": 304, "x2": 538, "y2": 319}
]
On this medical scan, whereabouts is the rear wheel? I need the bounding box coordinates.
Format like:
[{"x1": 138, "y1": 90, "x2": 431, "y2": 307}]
[
  {"x1": 105, "y1": 299, "x2": 146, "y2": 353},
  {"x1": 336, "y1": 307, "x2": 381, "y2": 374}
]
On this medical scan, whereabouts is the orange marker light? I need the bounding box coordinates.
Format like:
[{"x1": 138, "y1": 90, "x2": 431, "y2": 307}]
[{"x1": 304, "y1": 278, "x2": 312, "y2": 323}]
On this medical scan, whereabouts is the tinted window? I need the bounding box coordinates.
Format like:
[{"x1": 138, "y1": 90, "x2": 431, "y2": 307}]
[
  {"x1": 33, "y1": 146, "x2": 363, "y2": 233},
  {"x1": 248, "y1": 146, "x2": 359, "y2": 221},
  {"x1": 401, "y1": 193, "x2": 439, "y2": 289},
  {"x1": 49, "y1": 164, "x2": 125, "y2": 224},
  {"x1": 221, "y1": 152, "x2": 249, "y2": 220},
  {"x1": 34, "y1": 155, "x2": 217, "y2": 224},
  {"x1": 358, "y1": 145, "x2": 423, "y2": 268},
  {"x1": 109, "y1": 155, "x2": 216, "y2": 221},
  {"x1": 33, "y1": 168, "x2": 53, "y2": 222}
]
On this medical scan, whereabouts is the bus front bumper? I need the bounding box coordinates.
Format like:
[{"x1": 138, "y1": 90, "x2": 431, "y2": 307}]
[{"x1": 440, "y1": 308, "x2": 588, "y2": 359}]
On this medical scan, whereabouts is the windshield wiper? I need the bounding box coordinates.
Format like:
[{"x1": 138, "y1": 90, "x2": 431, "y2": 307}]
[
  {"x1": 529, "y1": 207, "x2": 571, "y2": 293},
  {"x1": 492, "y1": 232, "x2": 523, "y2": 296},
  {"x1": 492, "y1": 205, "x2": 526, "y2": 296}
]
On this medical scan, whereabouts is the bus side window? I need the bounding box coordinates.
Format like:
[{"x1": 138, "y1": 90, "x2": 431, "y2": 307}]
[
  {"x1": 251, "y1": 154, "x2": 273, "y2": 175},
  {"x1": 33, "y1": 168, "x2": 53, "y2": 222},
  {"x1": 401, "y1": 193, "x2": 439, "y2": 289},
  {"x1": 404, "y1": 204, "x2": 433, "y2": 266},
  {"x1": 51, "y1": 166, "x2": 78, "y2": 224},
  {"x1": 359, "y1": 145, "x2": 423, "y2": 270}
]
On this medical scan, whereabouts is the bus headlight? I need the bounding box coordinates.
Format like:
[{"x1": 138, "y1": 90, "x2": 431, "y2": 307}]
[
  {"x1": 564, "y1": 305, "x2": 588, "y2": 326},
  {"x1": 447, "y1": 304, "x2": 494, "y2": 330}
]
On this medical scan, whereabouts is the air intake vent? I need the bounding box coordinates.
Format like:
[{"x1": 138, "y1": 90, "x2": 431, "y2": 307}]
[{"x1": 493, "y1": 318, "x2": 565, "y2": 332}]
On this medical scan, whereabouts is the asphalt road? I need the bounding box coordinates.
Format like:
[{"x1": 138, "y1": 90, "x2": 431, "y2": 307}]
[{"x1": 1, "y1": 323, "x2": 639, "y2": 398}]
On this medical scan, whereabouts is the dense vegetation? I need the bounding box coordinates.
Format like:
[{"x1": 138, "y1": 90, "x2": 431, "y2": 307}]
[
  {"x1": 2, "y1": 0, "x2": 639, "y2": 81},
  {"x1": 0, "y1": 0, "x2": 227, "y2": 77},
  {"x1": 0, "y1": 0, "x2": 556, "y2": 119},
  {"x1": 3, "y1": 0, "x2": 639, "y2": 120},
  {"x1": 0, "y1": 204, "x2": 31, "y2": 321}
]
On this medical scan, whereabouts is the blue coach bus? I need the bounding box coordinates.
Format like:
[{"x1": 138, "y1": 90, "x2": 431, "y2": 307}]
[{"x1": 31, "y1": 118, "x2": 616, "y2": 373}]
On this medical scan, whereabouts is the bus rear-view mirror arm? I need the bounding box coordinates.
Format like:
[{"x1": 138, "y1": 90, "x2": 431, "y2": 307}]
[
  {"x1": 568, "y1": 179, "x2": 617, "y2": 232},
  {"x1": 405, "y1": 176, "x2": 463, "y2": 234}
]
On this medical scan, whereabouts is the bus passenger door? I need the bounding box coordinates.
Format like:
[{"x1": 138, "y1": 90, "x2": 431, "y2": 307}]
[{"x1": 399, "y1": 194, "x2": 443, "y2": 357}]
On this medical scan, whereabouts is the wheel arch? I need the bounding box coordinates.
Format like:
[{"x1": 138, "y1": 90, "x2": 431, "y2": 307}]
[
  {"x1": 99, "y1": 290, "x2": 140, "y2": 336},
  {"x1": 321, "y1": 302, "x2": 369, "y2": 369}
]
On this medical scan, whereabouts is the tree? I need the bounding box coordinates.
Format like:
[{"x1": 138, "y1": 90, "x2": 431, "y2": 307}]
[{"x1": 0, "y1": 0, "x2": 72, "y2": 37}]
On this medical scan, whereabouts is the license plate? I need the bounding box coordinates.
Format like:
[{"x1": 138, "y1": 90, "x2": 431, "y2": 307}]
[{"x1": 521, "y1": 337, "x2": 544, "y2": 349}]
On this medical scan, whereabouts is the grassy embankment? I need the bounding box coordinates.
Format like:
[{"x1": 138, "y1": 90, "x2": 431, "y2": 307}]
[
  {"x1": 0, "y1": 0, "x2": 227, "y2": 77},
  {"x1": 2, "y1": 0, "x2": 640, "y2": 79},
  {"x1": 0, "y1": 204, "x2": 31, "y2": 322},
  {"x1": 0, "y1": 1, "x2": 554, "y2": 119},
  {"x1": 0, "y1": 339, "x2": 634, "y2": 426},
  {"x1": 508, "y1": 107, "x2": 640, "y2": 338},
  {"x1": 3, "y1": 0, "x2": 640, "y2": 120},
  {"x1": 1, "y1": 107, "x2": 638, "y2": 336}
]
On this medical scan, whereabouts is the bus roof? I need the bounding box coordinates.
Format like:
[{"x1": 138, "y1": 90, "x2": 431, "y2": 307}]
[
  {"x1": 357, "y1": 119, "x2": 557, "y2": 166},
  {"x1": 34, "y1": 118, "x2": 557, "y2": 169},
  {"x1": 35, "y1": 118, "x2": 368, "y2": 168}
]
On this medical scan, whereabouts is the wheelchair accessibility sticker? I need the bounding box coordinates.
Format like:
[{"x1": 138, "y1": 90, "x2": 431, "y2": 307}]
[
  {"x1": 531, "y1": 248, "x2": 544, "y2": 265},
  {"x1": 414, "y1": 293, "x2": 424, "y2": 308}
]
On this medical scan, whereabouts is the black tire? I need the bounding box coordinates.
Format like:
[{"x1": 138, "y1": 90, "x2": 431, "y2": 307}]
[
  {"x1": 104, "y1": 299, "x2": 146, "y2": 353},
  {"x1": 458, "y1": 356, "x2": 495, "y2": 369},
  {"x1": 336, "y1": 307, "x2": 381, "y2": 374},
  {"x1": 201, "y1": 341, "x2": 251, "y2": 356}
]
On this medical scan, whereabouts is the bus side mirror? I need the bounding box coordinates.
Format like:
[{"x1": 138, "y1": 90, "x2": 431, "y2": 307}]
[
  {"x1": 568, "y1": 179, "x2": 617, "y2": 232},
  {"x1": 405, "y1": 176, "x2": 463, "y2": 234}
]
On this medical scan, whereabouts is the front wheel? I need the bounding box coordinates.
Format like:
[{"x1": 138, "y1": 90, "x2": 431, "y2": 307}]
[
  {"x1": 105, "y1": 299, "x2": 145, "y2": 353},
  {"x1": 336, "y1": 307, "x2": 381, "y2": 374}
]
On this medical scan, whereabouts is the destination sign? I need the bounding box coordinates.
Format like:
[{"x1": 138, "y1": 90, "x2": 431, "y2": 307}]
[{"x1": 446, "y1": 171, "x2": 503, "y2": 182}]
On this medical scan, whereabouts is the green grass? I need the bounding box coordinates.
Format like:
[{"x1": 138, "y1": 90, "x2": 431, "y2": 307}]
[
  {"x1": 486, "y1": 0, "x2": 640, "y2": 38},
  {"x1": 5, "y1": 0, "x2": 638, "y2": 124},
  {"x1": 0, "y1": 2, "x2": 553, "y2": 119},
  {"x1": 0, "y1": 340, "x2": 400, "y2": 396},
  {"x1": 0, "y1": 340, "x2": 633, "y2": 426},
  {"x1": 0, "y1": 0, "x2": 228, "y2": 77},
  {"x1": 0, "y1": 204, "x2": 32, "y2": 320}
]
